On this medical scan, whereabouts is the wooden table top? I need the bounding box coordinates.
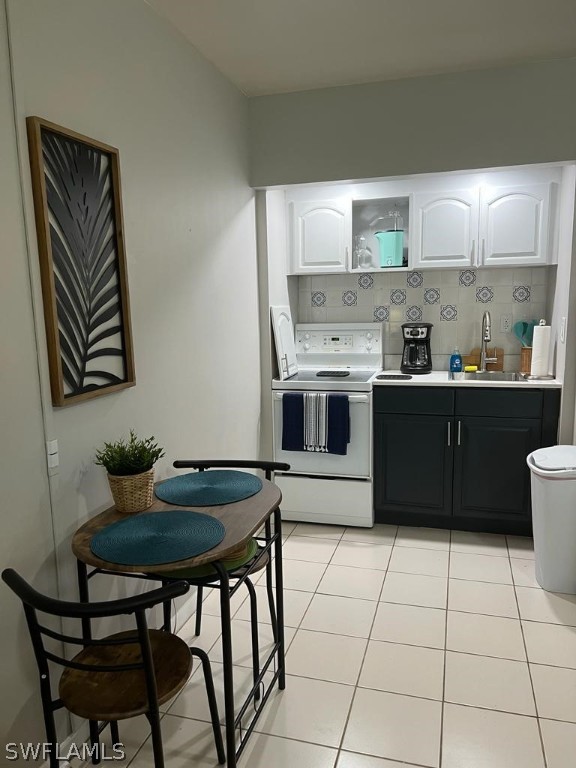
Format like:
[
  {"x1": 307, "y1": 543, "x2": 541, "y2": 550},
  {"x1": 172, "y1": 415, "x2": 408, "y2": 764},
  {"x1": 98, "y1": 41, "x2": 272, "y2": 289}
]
[{"x1": 71, "y1": 479, "x2": 282, "y2": 574}]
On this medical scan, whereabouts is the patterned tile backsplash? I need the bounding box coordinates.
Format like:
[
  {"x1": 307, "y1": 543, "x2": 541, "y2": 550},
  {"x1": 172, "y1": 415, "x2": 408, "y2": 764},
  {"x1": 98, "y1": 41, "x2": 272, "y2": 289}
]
[{"x1": 298, "y1": 267, "x2": 552, "y2": 372}]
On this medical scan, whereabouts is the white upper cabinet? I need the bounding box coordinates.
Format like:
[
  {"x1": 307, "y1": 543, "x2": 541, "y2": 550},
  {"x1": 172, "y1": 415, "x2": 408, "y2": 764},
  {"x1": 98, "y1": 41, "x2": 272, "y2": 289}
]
[
  {"x1": 412, "y1": 190, "x2": 479, "y2": 269},
  {"x1": 479, "y1": 183, "x2": 552, "y2": 266},
  {"x1": 288, "y1": 198, "x2": 351, "y2": 274},
  {"x1": 412, "y1": 182, "x2": 554, "y2": 269},
  {"x1": 282, "y1": 173, "x2": 558, "y2": 275}
]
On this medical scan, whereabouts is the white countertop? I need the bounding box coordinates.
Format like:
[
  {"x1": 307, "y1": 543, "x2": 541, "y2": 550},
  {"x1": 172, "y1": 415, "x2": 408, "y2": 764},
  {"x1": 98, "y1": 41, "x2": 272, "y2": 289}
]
[{"x1": 371, "y1": 370, "x2": 562, "y2": 389}]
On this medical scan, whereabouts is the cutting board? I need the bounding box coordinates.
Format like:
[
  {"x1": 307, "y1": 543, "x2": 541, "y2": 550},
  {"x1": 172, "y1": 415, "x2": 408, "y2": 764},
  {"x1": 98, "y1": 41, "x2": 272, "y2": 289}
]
[
  {"x1": 271, "y1": 306, "x2": 298, "y2": 380},
  {"x1": 462, "y1": 347, "x2": 504, "y2": 371}
]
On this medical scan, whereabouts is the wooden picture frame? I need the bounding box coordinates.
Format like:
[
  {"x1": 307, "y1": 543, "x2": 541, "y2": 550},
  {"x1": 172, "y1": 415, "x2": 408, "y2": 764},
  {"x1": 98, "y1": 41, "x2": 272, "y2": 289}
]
[{"x1": 27, "y1": 117, "x2": 135, "y2": 406}]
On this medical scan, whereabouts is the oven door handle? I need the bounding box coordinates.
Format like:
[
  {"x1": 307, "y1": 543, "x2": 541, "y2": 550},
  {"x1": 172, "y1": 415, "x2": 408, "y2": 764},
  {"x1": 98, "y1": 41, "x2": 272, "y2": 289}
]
[{"x1": 273, "y1": 393, "x2": 370, "y2": 403}]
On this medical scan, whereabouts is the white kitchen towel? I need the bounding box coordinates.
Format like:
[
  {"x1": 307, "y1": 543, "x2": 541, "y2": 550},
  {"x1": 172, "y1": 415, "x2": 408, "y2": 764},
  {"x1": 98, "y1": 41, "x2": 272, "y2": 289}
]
[
  {"x1": 530, "y1": 323, "x2": 551, "y2": 377},
  {"x1": 304, "y1": 393, "x2": 328, "y2": 451}
]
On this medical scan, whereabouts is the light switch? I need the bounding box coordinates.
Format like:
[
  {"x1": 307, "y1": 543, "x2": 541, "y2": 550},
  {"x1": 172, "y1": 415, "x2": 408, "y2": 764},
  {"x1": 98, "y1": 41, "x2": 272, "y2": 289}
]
[{"x1": 46, "y1": 439, "x2": 59, "y2": 475}]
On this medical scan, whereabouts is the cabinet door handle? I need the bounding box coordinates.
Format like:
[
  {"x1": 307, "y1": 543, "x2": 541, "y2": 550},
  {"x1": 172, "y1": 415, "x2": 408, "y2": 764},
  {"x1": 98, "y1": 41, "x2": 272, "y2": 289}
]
[
  {"x1": 447, "y1": 421, "x2": 451, "y2": 447},
  {"x1": 481, "y1": 238, "x2": 486, "y2": 263},
  {"x1": 457, "y1": 420, "x2": 462, "y2": 446},
  {"x1": 471, "y1": 239, "x2": 476, "y2": 264}
]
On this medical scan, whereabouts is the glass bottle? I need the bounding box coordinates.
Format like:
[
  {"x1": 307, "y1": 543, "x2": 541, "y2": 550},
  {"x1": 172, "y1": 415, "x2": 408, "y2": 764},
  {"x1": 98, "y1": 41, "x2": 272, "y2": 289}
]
[{"x1": 354, "y1": 236, "x2": 373, "y2": 270}]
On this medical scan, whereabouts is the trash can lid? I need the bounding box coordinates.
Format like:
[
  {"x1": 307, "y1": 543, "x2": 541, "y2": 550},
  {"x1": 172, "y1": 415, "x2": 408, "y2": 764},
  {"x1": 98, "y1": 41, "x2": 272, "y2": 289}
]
[{"x1": 530, "y1": 445, "x2": 576, "y2": 472}]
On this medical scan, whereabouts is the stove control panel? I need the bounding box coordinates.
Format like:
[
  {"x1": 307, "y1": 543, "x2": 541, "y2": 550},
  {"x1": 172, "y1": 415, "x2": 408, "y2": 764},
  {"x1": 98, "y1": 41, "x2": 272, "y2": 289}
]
[
  {"x1": 322, "y1": 334, "x2": 353, "y2": 349},
  {"x1": 294, "y1": 323, "x2": 383, "y2": 367}
]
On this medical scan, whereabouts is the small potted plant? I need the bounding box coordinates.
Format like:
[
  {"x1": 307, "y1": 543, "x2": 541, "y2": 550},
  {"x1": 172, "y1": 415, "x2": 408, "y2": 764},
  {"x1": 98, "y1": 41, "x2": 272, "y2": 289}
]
[{"x1": 95, "y1": 430, "x2": 165, "y2": 514}]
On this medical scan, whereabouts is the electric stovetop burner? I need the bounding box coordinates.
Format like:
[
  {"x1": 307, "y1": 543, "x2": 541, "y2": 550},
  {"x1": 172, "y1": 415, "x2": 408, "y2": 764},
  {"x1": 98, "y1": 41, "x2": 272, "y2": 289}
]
[{"x1": 316, "y1": 370, "x2": 350, "y2": 377}]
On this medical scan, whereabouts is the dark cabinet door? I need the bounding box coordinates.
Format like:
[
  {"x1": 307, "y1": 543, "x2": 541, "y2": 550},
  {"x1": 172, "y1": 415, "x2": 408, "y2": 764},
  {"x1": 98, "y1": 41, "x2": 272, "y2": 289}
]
[
  {"x1": 374, "y1": 413, "x2": 453, "y2": 518},
  {"x1": 453, "y1": 417, "x2": 541, "y2": 521}
]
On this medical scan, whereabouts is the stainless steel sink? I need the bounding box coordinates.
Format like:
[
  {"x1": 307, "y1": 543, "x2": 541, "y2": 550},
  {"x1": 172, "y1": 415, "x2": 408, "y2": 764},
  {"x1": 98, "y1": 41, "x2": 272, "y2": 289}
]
[{"x1": 451, "y1": 371, "x2": 527, "y2": 382}]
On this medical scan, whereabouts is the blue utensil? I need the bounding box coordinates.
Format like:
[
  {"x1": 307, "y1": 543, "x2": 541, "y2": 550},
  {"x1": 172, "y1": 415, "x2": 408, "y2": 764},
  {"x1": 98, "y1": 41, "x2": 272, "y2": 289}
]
[{"x1": 513, "y1": 321, "x2": 529, "y2": 346}]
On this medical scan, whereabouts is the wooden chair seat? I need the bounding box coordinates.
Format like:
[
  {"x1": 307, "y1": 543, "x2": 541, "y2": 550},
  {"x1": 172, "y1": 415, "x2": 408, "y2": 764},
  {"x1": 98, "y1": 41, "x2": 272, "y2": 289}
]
[
  {"x1": 2, "y1": 570, "x2": 225, "y2": 768},
  {"x1": 59, "y1": 629, "x2": 192, "y2": 721}
]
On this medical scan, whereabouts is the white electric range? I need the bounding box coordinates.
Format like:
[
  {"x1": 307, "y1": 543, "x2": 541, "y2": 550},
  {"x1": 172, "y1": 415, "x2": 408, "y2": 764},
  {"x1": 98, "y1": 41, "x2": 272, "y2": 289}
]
[{"x1": 271, "y1": 322, "x2": 383, "y2": 527}]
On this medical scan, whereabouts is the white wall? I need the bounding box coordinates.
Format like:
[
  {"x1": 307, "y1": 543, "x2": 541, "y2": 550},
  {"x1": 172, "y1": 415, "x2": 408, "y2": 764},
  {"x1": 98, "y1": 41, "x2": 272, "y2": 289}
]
[
  {"x1": 256, "y1": 190, "x2": 296, "y2": 456},
  {"x1": 249, "y1": 58, "x2": 576, "y2": 188},
  {"x1": 1, "y1": 0, "x2": 259, "y2": 748},
  {"x1": 0, "y1": 2, "x2": 59, "y2": 749}
]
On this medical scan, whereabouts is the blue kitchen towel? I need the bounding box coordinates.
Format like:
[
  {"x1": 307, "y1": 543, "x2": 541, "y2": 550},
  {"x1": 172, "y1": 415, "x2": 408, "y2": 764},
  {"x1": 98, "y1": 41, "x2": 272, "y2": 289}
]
[
  {"x1": 282, "y1": 392, "x2": 304, "y2": 451},
  {"x1": 327, "y1": 394, "x2": 350, "y2": 455}
]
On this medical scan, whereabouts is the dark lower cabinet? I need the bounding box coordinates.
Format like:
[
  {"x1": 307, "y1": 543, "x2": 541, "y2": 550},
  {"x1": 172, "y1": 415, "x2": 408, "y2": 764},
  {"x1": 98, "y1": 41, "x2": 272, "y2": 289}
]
[
  {"x1": 373, "y1": 386, "x2": 560, "y2": 535},
  {"x1": 374, "y1": 414, "x2": 453, "y2": 516},
  {"x1": 452, "y1": 417, "x2": 541, "y2": 523}
]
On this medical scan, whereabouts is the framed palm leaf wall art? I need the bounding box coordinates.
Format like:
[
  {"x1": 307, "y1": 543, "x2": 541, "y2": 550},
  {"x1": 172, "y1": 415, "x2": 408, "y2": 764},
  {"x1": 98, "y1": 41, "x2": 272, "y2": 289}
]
[{"x1": 27, "y1": 117, "x2": 135, "y2": 406}]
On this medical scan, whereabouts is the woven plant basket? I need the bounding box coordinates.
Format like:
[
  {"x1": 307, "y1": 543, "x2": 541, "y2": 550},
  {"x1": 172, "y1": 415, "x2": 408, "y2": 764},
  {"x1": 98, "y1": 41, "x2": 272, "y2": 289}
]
[{"x1": 108, "y1": 469, "x2": 155, "y2": 514}]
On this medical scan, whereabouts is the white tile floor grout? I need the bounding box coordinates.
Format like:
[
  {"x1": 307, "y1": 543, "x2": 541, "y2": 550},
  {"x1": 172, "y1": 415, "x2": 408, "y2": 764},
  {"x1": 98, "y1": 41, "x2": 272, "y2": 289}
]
[
  {"x1": 81, "y1": 522, "x2": 575, "y2": 768},
  {"x1": 438, "y1": 529, "x2": 451, "y2": 768},
  {"x1": 513, "y1": 554, "x2": 549, "y2": 764}
]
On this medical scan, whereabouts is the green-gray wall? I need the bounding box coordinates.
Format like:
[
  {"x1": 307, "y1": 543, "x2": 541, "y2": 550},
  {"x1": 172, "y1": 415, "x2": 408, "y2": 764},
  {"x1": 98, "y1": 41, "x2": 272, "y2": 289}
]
[{"x1": 249, "y1": 58, "x2": 576, "y2": 187}]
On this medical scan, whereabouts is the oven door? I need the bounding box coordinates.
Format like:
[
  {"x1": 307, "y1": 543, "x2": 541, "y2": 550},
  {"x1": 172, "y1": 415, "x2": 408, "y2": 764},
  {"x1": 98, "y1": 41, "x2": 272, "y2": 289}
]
[{"x1": 273, "y1": 392, "x2": 371, "y2": 478}]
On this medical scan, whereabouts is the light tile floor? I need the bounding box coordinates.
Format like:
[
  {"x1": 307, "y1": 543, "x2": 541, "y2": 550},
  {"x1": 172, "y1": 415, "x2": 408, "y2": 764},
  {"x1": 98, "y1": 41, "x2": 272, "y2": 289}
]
[{"x1": 81, "y1": 522, "x2": 576, "y2": 768}]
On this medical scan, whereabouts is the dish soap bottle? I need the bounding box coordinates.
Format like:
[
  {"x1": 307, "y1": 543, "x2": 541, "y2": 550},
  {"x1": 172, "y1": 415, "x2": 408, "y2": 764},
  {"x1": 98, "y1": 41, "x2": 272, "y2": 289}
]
[{"x1": 450, "y1": 347, "x2": 463, "y2": 373}]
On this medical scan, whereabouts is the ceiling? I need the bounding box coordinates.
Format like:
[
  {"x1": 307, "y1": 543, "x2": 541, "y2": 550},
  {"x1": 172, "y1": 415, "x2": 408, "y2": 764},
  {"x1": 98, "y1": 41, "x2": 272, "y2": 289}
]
[{"x1": 148, "y1": 0, "x2": 576, "y2": 96}]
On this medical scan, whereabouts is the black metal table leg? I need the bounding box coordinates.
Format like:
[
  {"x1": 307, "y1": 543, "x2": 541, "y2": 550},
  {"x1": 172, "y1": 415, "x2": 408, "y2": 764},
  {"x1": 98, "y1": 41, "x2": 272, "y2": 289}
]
[
  {"x1": 77, "y1": 559, "x2": 101, "y2": 752},
  {"x1": 161, "y1": 579, "x2": 172, "y2": 631},
  {"x1": 77, "y1": 560, "x2": 92, "y2": 641},
  {"x1": 264, "y1": 519, "x2": 278, "y2": 642},
  {"x1": 244, "y1": 578, "x2": 261, "y2": 701},
  {"x1": 273, "y1": 508, "x2": 286, "y2": 689},
  {"x1": 215, "y1": 562, "x2": 236, "y2": 768}
]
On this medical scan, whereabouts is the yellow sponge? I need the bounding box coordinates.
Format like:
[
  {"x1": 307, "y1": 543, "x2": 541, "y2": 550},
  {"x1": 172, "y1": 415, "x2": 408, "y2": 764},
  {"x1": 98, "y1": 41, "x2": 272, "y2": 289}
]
[{"x1": 464, "y1": 365, "x2": 478, "y2": 372}]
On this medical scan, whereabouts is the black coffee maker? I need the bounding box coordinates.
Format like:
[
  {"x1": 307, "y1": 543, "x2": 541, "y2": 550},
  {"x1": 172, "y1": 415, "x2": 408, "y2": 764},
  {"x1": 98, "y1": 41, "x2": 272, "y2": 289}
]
[{"x1": 401, "y1": 322, "x2": 433, "y2": 374}]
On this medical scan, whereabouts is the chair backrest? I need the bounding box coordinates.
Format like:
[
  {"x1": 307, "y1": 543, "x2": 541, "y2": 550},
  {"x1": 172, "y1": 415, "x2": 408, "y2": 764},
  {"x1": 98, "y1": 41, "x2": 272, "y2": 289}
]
[
  {"x1": 2, "y1": 569, "x2": 189, "y2": 706},
  {"x1": 172, "y1": 459, "x2": 290, "y2": 481}
]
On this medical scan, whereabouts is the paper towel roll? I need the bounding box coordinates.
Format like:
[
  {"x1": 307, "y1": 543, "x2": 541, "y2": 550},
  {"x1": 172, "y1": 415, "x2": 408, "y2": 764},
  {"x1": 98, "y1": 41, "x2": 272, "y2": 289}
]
[{"x1": 530, "y1": 324, "x2": 551, "y2": 377}]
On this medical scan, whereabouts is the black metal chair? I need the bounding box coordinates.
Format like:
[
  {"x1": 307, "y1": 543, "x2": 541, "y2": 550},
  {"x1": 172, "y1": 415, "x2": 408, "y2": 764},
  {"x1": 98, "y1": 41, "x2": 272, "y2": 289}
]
[
  {"x1": 2, "y1": 569, "x2": 225, "y2": 768},
  {"x1": 154, "y1": 460, "x2": 289, "y2": 696}
]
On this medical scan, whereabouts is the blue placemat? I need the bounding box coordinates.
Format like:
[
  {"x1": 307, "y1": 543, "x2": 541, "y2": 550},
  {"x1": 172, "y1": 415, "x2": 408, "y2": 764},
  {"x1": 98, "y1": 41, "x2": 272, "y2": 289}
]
[
  {"x1": 90, "y1": 510, "x2": 226, "y2": 566},
  {"x1": 154, "y1": 470, "x2": 262, "y2": 507}
]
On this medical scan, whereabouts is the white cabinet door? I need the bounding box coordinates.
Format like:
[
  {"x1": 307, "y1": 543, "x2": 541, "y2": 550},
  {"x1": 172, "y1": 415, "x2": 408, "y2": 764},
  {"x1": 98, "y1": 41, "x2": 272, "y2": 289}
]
[
  {"x1": 289, "y1": 198, "x2": 351, "y2": 274},
  {"x1": 479, "y1": 183, "x2": 552, "y2": 266},
  {"x1": 412, "y1": 190, "x2": 479, "y2": 269}
]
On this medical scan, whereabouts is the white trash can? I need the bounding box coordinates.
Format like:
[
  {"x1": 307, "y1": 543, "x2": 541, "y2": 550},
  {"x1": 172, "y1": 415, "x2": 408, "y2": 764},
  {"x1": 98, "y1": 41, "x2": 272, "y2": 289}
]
[{"x1": 527, "y1": 445, "x2": 576, "y2": 594}]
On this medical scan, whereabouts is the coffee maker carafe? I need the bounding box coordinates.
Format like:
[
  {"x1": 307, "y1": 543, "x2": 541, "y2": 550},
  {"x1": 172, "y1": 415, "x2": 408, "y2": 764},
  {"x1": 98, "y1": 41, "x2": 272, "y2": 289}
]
[{"x1": 401, "y1": 322, "x2": 433, "y2": 374}]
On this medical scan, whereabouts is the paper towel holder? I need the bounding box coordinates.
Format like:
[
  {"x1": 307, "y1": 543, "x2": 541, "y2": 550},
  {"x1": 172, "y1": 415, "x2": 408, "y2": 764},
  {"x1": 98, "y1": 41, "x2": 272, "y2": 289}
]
[{"x1": 525, "y1": 319, "x2": 555, "y2": 380}]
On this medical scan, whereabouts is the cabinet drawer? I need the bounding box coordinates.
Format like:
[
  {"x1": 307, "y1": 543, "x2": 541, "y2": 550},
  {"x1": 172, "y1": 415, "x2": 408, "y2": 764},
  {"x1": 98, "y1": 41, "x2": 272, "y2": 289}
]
[
  {"x1": 455, "y1": 389, "x2": 542, "y2": 419},
  {"x1": 374, "y1": 387, "x2": 454, "y2": 415}
]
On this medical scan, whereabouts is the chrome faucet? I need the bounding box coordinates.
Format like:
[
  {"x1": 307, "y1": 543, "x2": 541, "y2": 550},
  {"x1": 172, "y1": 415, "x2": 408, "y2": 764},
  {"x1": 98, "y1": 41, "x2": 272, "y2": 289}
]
[{"x1": 479, "y1": 311, "x2": 498, "y2": 372}]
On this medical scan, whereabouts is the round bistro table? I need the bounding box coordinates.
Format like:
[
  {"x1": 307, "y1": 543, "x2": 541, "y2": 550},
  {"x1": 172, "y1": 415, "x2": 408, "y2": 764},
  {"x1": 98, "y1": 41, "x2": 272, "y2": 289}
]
[{"x1": 71, "y1": 479, "x2": 285, "y2": 768}]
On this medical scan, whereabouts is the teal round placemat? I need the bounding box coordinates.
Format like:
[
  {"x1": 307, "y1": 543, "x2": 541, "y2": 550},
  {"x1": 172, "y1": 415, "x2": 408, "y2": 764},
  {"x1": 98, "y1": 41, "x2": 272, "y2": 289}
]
[
  {"x1": 154, "y1": 470, "x2": 262, "y2": 506},
  {"x1": 90, "y1": 510, "x2": 225, "y2": 566}
]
